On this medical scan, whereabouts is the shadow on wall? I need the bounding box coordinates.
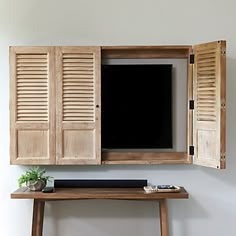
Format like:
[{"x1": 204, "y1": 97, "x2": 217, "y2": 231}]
[
  {"x1": 43, "y1": 195, "x2": 208, "y2": 236},
  {"x1": 169, "y1": 196, "x2": 208, "y2": 236},
  {"x1": 45, "y1": 200, "x2": 160, "y2": 236}
]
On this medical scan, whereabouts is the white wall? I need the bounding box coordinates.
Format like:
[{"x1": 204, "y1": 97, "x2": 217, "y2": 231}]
[{"x1": 1, "y1": 0, "x2": 236, "y2": 235}]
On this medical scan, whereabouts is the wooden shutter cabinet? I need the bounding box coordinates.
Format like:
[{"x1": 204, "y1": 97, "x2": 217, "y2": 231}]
[
  {"x1": 10, "y1": 46, "x2": 101, "y2": 165},
  {"x1": 10, "y1": 42, "x2": 226, "y2": 168}
]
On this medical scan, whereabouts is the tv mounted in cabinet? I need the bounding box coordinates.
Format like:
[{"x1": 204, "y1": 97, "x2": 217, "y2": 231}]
[{"x1": 101, "y1": 64, "x2": 172, "y2": 150}]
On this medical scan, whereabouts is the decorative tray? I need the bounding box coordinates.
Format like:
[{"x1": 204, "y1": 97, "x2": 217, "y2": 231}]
[{"x1": 143, "y1": 185, "x2": 181, "y2": 194}]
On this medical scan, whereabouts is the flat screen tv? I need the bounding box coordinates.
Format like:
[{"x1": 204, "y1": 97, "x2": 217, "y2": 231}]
[{"x1": 101, "y1": 64, "x2": 172, "y2": 149}]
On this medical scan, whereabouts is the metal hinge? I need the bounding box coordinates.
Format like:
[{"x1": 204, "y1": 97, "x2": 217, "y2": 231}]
[
  {"x1": 221, "y1": 48, "x2": 226, "y2": 55},
  {"x1": 221, "y1": 101, "x2": 226, "y2": 110},
  {"x1": 189, "y1": 100, "x2": 194, "y2": 110},
  {"x1": 190, "y1": 54, "x2": 194, "y2": 64},
  {"x1": 220, "y1": 152, "x2": 226, "y2": 161},
  {"x1": 217, "y1": 153, "x2": 226, "y2": 168},
  {"x1": 189, "y1": 146, "x2": 194, "y2": 155}
]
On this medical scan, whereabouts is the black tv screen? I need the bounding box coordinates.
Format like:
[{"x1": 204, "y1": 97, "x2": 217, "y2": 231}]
[{"x1": 101, "y1": 64, "x2": 172, "y2": 149}]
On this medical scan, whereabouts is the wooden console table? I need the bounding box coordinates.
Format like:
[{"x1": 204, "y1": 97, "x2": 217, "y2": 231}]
[{"x1": 11, "y1": 187, "x2": 189, "y2": 236}]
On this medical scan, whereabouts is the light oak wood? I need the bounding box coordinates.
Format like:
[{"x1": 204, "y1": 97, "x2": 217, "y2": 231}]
[
  {"x1": 101, "y1": 45, "x2": 193, "y2": 165},
  {"x1": 56, "y1": 47, "x2": 101, "y2": 165},
  {"x1": 193, "y1": 41, "x2": 226, "y2": 169},
  {"x1": 9, "y1": 43, "x2": 226, "y2": 167},
  {"x1": 102, "y1": 46, "x2": 191, "y2": 59},
  {"x1": 10, "y1": 46, "x2": 55, "y2": 165},
  {"x1": 17, "y1": 130, "x2": 48, "y2": 158},
  {"x1": 102, "y1": 152, "x2": 191, "y2": 164}
]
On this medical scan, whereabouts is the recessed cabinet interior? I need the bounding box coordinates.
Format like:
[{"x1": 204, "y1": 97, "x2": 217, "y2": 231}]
[{"x1": 10, "y1": 41, "x2": 226, "y2": 168}]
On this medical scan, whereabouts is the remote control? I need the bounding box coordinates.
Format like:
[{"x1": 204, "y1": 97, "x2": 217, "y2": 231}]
[
  {"x1": 42, "y1": 187, "x2": 55, "y2": 193},
  {"x1": 157, "y1": 185, "x2": 176, "y2": 189}
]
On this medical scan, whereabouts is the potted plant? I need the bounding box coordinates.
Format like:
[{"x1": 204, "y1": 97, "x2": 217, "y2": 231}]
[{"x1": 18, "y1": 166, "x2": 52, "y2": 191}]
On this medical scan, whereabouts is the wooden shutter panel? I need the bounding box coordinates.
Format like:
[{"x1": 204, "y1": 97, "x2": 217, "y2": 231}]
[
  {"x1": 10, "y1": 47, "x2": 55, "y2": 164},
  {"x1": 56, "y1": 47, "x2": 101, "y2": 164},
  {"x1": 193, "y1": 41, "x2": 226, "y2": 168}
]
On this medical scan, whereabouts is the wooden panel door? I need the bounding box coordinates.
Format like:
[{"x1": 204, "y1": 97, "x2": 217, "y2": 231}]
[
  {"x1": 193, "y1": 41, "x2": 226, "y2": 168},
  {"x1": 10, "y1": 47, "x2": 56, "y2": 164},
  {"x1": 56, "y1": 47, "x2": 101, "y2": 164}
]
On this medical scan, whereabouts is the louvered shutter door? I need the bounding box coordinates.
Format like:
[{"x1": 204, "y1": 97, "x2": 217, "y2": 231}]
[
  {"x1": 193, "y1": 41, "x2": 226, "y2": 168},
  {"x1": 10, "y1": 47, "x2": 55, "y2": 164},
  {"x1": 56, "y1": 47, "x2": 101, "y2": 164}
]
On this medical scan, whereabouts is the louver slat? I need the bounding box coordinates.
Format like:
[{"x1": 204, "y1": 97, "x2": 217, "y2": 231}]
[
  {"x1": 62, "y1": 53, "x2": 95, "y2": 122},
  {"x1": 16, "y1": 54, "x2": 48, "y2": 122},
  {"x1": 196, "y1": 48, "x2": 217, "y2": 122}
]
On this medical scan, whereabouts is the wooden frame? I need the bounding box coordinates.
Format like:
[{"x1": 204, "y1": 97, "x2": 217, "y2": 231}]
[
  {"x1": 9, "y1": 42, "x2": 226, "y2": 168},
  {"x1": 101, "y1": 46, "x2": 193, "y2": 165}
]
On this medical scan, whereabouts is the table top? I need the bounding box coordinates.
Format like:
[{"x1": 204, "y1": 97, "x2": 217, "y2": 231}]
[{"x1": 11, "y1": 187, "x2": 189, "y2": 200}]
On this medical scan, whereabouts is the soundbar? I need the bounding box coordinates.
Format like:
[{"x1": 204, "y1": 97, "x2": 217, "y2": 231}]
[{"x1": 54, "y1": 179, "x2": 147, "y2": 188}]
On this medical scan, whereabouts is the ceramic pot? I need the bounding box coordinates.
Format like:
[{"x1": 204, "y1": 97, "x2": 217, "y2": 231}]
[{"x1": 28, "y1": 180, "x2": 46, "y2": 191}]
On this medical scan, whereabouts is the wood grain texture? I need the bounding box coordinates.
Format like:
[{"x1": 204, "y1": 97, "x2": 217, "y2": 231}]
[
  {"x1": 159, "y1": 199, "x2": 169, "y2": 236},
  {"x1": 9, "y1": 43, "x2": 225, "y2": 167},
  {"x1": 11, "y1": 187, "x2": 189, "y2": 200},
  {"x1": 32, "y1": 200, "x2": 45, "y2": 236},
  {"x1": 220, "y1": 41, "x2": 226, "y2": 169},
  {"x1": 102, "y1": 46, "x2": 191, "y2": 59},
  {"x1": 193, "y1": 40, "x2": 226, "y2": 169},
  {"x1": 56, "y1": 46, "x2": 101, "y2": 165},
  {"x1": 102, "y1": 152, "x2": 191, "y2": 164},
  {"x1": 10, "y1": 46, "x2": 55, "y2": 165}
]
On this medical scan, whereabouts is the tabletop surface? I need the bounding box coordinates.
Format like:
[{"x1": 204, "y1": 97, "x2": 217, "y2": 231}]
[{"x1": 11, "y1": 187, "x2": 189, "y2": 200}]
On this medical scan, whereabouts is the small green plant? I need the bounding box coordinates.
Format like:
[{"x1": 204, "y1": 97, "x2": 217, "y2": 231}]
[{"x1": 18, "y1": 166, "x2": 52, "y2": 187}]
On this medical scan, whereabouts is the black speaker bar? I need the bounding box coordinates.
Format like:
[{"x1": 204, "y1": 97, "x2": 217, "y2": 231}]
[{"x1": 54, "y1": 179, "x2": 147, "y2": 188}]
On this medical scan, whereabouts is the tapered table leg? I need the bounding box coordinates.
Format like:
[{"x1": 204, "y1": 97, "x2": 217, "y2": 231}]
[
  {"x1": 159, "y1": 199, "x2": 169, "y2": 236},
  {"x1": 32, "y1": 200, "x2": 45, "y2": 236}
]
